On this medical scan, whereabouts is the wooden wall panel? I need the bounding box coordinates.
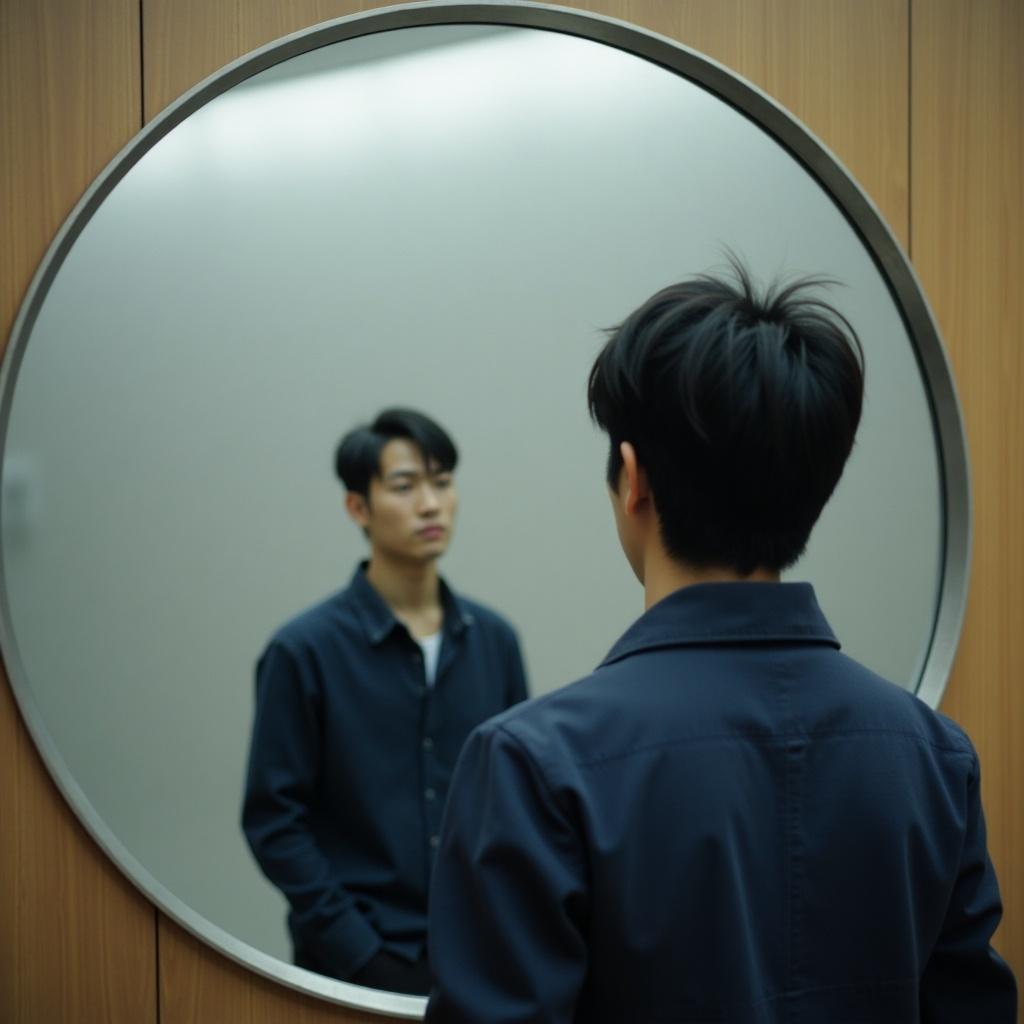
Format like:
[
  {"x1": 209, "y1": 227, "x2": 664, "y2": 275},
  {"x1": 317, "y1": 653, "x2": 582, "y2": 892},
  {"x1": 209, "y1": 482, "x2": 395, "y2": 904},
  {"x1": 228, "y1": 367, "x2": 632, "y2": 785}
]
[
  {"x1": 911, "y1": 0, "x2": 1024, "y2": 979},
  {"x1": 159, "y1": 919, "x2": 386, "y2": 1024},
  {"x1": 2, "y1": 0, "x2": 1019, "y2": 1020},
  {"x1": 0, "y1": 2, "x2": 156, "y2": 1022}
]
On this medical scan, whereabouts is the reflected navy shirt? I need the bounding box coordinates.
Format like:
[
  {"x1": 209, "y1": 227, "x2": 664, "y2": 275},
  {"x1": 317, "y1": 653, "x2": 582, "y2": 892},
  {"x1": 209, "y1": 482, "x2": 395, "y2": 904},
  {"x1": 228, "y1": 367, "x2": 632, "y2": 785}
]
[
  {"x1": 427, "y1": 582, "x2": 1016, "y2": 1023},
  {"x1": 242, "y1": 564, "x2": 528, "y2": 979}
]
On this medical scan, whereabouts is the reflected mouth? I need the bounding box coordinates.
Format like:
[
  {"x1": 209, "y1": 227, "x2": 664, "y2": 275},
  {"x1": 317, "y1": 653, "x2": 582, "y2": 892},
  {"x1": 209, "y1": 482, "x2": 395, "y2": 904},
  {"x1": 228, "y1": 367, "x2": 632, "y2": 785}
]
[{"x1": 417, "y1": 526, "x2": 446, "y2": 540}]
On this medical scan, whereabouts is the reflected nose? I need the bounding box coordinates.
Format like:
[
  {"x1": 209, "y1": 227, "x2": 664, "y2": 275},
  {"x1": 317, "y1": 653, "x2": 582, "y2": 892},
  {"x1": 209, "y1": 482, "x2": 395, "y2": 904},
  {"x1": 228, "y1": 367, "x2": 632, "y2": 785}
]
[{"x1": 418, "y1": 483, "x2": 441, "y2": 516}]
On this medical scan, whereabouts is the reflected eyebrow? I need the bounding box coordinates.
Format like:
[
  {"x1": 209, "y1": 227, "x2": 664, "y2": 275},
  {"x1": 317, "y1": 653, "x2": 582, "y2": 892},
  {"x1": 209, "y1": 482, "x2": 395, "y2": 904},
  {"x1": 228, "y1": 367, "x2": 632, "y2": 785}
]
[{"x1": 382, "y1": 466, "x2": 452, "y2": 483}]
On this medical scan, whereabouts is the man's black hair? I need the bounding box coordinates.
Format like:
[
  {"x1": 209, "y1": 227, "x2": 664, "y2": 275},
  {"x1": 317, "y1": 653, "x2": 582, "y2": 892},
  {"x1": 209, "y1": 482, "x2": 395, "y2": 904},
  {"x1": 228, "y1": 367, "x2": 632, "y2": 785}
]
[
  {"x1": 587, "y1": 258, "x2": 864, "y2": 575},
  {"x1": 334, "y1": 408, "x2": 458, "y2": 497}
]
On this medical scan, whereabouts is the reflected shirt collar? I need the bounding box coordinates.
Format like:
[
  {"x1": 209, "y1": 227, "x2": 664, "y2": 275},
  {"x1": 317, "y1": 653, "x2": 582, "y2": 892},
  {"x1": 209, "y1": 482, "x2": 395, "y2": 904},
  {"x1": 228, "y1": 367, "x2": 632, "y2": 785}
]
[
  {"x1": 599, "y1": 581, "x2": 839, "y2": 668},
  {"x1": 348, "y1": 561, "x2": 474, "y2": 645}
]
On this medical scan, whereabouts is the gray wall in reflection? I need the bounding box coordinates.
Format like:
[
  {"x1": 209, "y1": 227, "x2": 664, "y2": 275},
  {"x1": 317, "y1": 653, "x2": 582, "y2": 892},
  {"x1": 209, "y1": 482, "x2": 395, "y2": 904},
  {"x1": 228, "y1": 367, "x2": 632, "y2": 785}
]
[{"x1": 1, "y1": 26, "x2": 940, "y2": 963}]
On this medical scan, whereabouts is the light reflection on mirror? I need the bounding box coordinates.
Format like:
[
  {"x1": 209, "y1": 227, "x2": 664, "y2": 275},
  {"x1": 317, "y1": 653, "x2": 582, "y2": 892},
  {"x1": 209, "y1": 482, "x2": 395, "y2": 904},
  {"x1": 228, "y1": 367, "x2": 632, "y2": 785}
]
[{"x1": 0, "y1": 20, "x2": 941, "y2": 1007}]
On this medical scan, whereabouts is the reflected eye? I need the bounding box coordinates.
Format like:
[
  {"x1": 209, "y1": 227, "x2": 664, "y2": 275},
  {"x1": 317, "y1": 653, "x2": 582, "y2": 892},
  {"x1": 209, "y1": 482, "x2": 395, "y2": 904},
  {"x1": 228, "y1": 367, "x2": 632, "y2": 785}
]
[{"x1": 433, "y1": 475, "x2": 453, "y2": 489}]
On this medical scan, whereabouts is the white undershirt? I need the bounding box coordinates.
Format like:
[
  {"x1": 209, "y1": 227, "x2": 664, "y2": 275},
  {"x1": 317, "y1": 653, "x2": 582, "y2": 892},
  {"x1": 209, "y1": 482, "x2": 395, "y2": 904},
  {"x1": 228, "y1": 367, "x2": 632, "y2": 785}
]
[{"x1": 416, "y1": 632, "x2": 443, "y2": 687}]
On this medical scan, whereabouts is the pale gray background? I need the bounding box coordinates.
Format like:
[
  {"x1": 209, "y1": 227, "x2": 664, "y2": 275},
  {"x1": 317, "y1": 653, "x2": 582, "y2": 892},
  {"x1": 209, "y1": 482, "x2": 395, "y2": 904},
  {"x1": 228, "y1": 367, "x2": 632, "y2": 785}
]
[{"x1": 1, "y1": 26, "x2": 940, "y2": 965}]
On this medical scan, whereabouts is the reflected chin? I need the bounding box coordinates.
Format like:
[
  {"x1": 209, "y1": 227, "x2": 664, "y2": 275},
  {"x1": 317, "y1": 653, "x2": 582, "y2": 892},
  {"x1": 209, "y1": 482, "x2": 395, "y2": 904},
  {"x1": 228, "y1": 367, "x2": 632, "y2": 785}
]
[
  {"x1": 416, "y1": 529, "x2": 448, "y2": 544},
  {"x1": 413, "y1": 536, "x2": 450, "y2": 559}
]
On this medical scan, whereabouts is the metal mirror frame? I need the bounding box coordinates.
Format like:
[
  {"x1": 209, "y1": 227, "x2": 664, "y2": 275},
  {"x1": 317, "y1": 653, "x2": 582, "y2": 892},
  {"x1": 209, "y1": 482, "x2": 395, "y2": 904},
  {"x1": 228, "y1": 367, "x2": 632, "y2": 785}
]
[{"x1": 0, "y1": 1, "x2": 970, "y2": 1015}]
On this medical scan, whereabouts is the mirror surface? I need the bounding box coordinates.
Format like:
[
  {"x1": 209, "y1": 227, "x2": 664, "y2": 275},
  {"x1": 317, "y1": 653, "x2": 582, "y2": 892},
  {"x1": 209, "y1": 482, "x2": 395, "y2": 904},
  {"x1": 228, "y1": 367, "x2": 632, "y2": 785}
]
[{"x1": 0, "y1": 14, "x2": 949, "y2": 1013}]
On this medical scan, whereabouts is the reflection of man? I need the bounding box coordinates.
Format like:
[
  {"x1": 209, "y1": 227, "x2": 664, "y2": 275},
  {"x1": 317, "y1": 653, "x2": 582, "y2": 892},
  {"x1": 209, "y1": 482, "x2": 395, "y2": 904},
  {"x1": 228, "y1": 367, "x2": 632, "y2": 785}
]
[
  {"x1": 426, "y1": 265, "x2": 1018, "y2": 1021},
  {"x1": 243, "y1": 408, "x2": 528, "y2": 995}
]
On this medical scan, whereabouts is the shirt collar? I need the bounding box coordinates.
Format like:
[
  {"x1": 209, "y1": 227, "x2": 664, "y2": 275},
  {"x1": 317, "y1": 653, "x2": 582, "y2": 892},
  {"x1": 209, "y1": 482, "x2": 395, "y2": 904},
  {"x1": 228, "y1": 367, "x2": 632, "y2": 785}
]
[
  {"x1": 348, "y1": 562, "x2": 474, "y2": 646},
  {"x1": 599, "y1": 581, "x2": 839, "y2": 668}
]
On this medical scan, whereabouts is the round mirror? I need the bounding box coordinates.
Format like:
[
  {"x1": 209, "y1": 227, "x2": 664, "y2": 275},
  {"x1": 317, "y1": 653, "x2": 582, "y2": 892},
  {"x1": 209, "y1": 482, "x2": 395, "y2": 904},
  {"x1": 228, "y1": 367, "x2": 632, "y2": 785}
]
[{"x1": 0, "y1": 2, "x2": 968, "y2": 1016}]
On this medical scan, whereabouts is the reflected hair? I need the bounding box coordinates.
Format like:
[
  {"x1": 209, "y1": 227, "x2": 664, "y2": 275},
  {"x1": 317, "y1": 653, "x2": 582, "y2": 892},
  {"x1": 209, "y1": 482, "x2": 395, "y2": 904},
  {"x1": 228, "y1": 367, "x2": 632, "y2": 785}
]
[
  {"x1": 588, "y1": 256, "x2": 865, "y2": 575},
  {"x1": 334, "y1": 408, "x2": 458, "y2": 497}
]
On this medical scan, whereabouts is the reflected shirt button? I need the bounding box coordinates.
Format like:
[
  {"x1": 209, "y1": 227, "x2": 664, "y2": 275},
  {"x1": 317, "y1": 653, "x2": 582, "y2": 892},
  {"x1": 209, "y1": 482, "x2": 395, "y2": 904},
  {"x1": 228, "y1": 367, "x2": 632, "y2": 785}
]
[
  {"x1": 425, "y1": 788, "x2": 436, "y2": 801},
  {"x1": 422, "y1": 737, "x2": 434, "y2": 751},
  {"x1": 429, "y1": 835, "x2": 440, "y2": 849}
]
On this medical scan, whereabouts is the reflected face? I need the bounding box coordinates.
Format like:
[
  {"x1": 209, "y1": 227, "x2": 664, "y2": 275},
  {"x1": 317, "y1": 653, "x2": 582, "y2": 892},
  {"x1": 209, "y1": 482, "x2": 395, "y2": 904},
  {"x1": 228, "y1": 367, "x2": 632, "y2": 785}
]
[{"x1": 349, "y1": 438, "x2": 457, "y2": 563}]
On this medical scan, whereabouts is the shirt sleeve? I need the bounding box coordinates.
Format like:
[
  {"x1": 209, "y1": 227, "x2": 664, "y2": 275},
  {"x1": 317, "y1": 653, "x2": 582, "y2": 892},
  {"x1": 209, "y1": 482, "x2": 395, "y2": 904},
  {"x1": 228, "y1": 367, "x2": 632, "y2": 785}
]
[
  {"x1": 919, "y1": 753, "x2": 1018, "y2": 1022},
  {"x1": 425, "y1": 721, "x2": 588, "y2": 1023},
  {"x1": 241, "y1": 639, "x2": 381, "y2": 977}
]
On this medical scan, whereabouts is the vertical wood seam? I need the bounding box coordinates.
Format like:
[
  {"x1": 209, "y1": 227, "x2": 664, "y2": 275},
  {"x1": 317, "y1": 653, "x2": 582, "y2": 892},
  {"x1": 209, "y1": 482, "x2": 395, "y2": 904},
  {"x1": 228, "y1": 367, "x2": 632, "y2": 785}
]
[
  {"x1": 140, "y1": 0, "x2": 147, "y2": 130},
  {"x1": 907, "y1": 0, "x2": 913, "y2": 259}
]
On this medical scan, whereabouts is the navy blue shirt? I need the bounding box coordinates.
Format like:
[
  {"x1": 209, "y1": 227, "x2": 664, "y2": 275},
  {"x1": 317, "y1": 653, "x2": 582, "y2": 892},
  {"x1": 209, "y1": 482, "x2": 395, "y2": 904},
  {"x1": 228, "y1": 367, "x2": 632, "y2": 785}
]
[
  {"x1": 427, "y1": 582, "x2": 1016, "y2": 1023},
  {"x1": 242, "y1": 564, "x2": 528, "y2": 979}
]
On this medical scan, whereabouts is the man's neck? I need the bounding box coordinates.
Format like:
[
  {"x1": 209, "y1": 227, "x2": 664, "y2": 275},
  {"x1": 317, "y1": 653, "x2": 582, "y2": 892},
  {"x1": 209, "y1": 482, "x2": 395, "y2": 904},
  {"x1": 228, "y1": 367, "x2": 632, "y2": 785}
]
[
  {"x1": 642, "y1": 551, "x2": 780, "y2": 610},
  {"x1": 364, "y1": 554, "x2": 443, "y2": 634}
]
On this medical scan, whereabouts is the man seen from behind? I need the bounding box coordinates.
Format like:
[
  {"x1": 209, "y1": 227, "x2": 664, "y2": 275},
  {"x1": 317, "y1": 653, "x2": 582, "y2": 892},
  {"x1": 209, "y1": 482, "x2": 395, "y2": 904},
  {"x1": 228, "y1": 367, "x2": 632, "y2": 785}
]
[{"x1": 425, "y1": 264, "x2": 1017, "y2": 1022}]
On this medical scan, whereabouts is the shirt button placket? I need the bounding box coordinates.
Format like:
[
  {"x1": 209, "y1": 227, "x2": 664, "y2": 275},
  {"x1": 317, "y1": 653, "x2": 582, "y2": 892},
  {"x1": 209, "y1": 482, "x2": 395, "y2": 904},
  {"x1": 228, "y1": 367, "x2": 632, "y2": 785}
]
[
  {"x1": 418, "y1": 644, "x2": 438, "y2": 852},
  {"x1": 421, "y1": 735, "x2": 438, "y2": 854},
  {"x1": 411, "y1": 647, "x2": 425, "y2": 692}
]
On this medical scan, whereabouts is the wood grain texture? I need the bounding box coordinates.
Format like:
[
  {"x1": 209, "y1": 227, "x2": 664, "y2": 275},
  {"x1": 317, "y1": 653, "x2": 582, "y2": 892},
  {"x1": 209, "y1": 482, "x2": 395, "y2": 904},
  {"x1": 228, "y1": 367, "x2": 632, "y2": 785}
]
[
  {"x1": 0, "y1": 674, "x2": 157, "y2": 1022},
  {"x1": 159, "y1": 917, "x2": 387, "y2": 1024},
  {"x1": 0, "y1": 1, "x2": 157, "y2": 1022},
  {"x1": 911, "y1": 0, "x2": 1024, "y2": 980}
]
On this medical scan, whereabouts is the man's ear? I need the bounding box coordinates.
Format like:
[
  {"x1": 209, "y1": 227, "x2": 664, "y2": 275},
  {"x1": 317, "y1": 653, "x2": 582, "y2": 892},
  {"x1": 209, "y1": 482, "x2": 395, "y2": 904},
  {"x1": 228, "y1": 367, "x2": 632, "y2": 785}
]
[
  {"x1": 345, "y1": 491, "x2": 370, "y2": 529},
  {"x1": 620, "y1": 441, "x2": 651, "y2": 518}
]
